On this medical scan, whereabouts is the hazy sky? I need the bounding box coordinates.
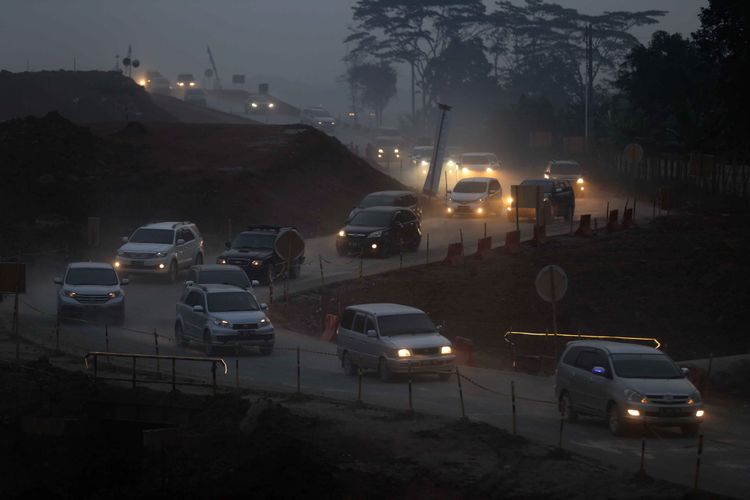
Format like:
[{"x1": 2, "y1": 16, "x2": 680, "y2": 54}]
[{"x1": 1, "y1": 0, "x2": 707, "y2": 111}]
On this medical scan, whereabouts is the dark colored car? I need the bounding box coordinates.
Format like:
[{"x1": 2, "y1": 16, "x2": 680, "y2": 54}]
[
  {"x1": 348, "y1": 191, "x2": 422, "y2": 221},
  {"x1": 217, "y1": 226, "x2": 305, "y2": 285},
  {"x1": 506, "y1": 179, "x2": 575, "y2": 222},
  {"x1": 336, "y1": 207, "x2": 421, "y2": 258}
]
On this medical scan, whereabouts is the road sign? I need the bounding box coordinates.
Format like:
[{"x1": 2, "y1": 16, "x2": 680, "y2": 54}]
[
  {"x1": 624, "y1": 143, "x2": 644, "y2": 163},
  {"x1": 0, "y1": 262, "x2": 26, "y2": 293},
  {"x1": 423, "y1": 103, "x2": 452, "y2": 197},
  {"x1": 535, "y1": 265, "x2": 567, "y2": 303},
  {"x1": 275, "y1": 229, "x2": 305, "y2": 262}
]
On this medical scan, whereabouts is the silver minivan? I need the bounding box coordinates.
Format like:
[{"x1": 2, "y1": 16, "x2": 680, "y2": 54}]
[
  {"x1": 555, "y1": 341, "x2": 705, "y2": 436},
  {"x1": 336, "y1": 303, "x2": 455, "y2": 382}
]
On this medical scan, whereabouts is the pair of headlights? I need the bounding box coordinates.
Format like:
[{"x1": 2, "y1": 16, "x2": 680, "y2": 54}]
[
  {"x1": 212, "y1": 316, "x2": 271, "y2": 328},
  {"x1": 397, "y1": 346, "x2": 452, "y2": 358}
]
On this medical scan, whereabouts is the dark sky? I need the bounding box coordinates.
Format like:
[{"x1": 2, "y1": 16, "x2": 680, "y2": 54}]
[{"x1": 1, "y1": 0, "x2": 706, "y2": 112}]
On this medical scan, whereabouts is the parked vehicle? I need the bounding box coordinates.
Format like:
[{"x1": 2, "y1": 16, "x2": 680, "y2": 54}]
[
  {"x1": 336, "y1": 303, "x2": 455, "y2": 382},
  {"x1": 217, "y1": 225, "x2": 305, "y2": 285},
  {"x1": 175, "y1": 284, "x2": 273, "y2": 355},
  {"x1": 545, "y1": 160, "x2": 586, "y2": 197},
  {"x1": 446, "y1": 177, "x2": 503, "y2": 217},
  {"x1": 300, "y1": 106, "x2": 335, "y2": 131},
  {"x1": 336, "y1": 207, "x2": 421, "y2": 258},
  {"x1": 184, "y1": 88, "x2": 207, "y2": 107},
  {"x1": 505, "y1": 179, "x2": 575, "y2": 222},
  {"x1": 348, "y1": 191, "x2": 422, "y2": 221},
  {"x1": 55, "y1": 262, "x2": 128, "y2": 324},
  {"x1": 115, "y1": 221, "x2": 204, "y2": 282},
  {"x1": 185, "y1": 264, "x2": 259, "y2": 291},
  {"x1": 555, "y1": 341, "x2": 705, "y2": 436},
  {"x1": 458, "y1": 153, "x2": 500, "y2": 176}
]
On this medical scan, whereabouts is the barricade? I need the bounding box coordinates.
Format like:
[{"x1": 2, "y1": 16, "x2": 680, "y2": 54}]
[
  {"x1": 575, "y1": 214, "x2": 593, "y2": 237},
  {"x1": 453, "y1": 336, "x2": 475, "y2": 366},
  {"x1": 474, "y1": 236, "x2": 493, "y2": 260},
  {"x1": 320, "y1": 314, "x2": 339, "y2": 342},
  {"x1": 531, "y1": 225, "x2": 547, "y2": 246},
  {"x1": 622, "y1": 208, "x2": 637, "y2": 229},
  {"x1": 505, "y1": 230, "x2": 521, "y2": 254},
  {"x1": 443, "y1": 242, "x2": 464, "y2": 266},
  {"x1": 607, "y1": 209, "x2": 621, "y2": 232}
]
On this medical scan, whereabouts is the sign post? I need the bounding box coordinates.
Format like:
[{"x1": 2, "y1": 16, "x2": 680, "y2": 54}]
[
  {"x1": 535, "y1": 265, "x2": 568, "y2": 333},
  {"x1": 423, "y1": 103, "x2": 452, "y2": 198},
  {"x1": 1, "y1": 262, "x2": 26, "y2": 363}
]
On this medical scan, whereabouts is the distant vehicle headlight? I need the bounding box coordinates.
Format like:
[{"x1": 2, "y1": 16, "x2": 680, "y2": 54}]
[
  {"x1": 486, "y1": 167, "x2": 493, "y2": 173},
  {"x1": 338, "y1": 229, "x2": 346, "y2": 237},
  {"x1": 476, "y1": 207, "x2": 484, "y2": 214},
  {"x1": 217, "y1": 258, "x2": 227, "y2": 264},
  {"x1": 420, "y1": 160, "x2": 429, "y2": 167},
  {"x1": 251, "y1": 102, "x2": 258, "y2": 108},
  {"x1": 189, "y1": 82, "x2": 196, "y2": 87},
  {"x1": 64, "y1": 290, "x2": 76, "y2": 298},
  {"x1": 397, "y1": 348, "x2": 412, "y2": 358},
  {"x1": 394, "y1": 148, "x2": 399, "y2": 154},
  {"x1": 378, "y1": 148, "x2": 384, "y2": 154},
  {"x1": 506, "y1": 196, "x2": 513, "y2": 205},
  {"x1": 108, "y1": 291, "x2": 121, "y2": 299},
  {"x1": 462, "y1": 167, "x2": 469, "y2": 174},
  {"x1": 317, "y1": 121, "x2": 323, "y2": 125},
  {"x1": 441, "y1": 346, "x2": 452, "y2": 355},
  {"x1": 114, "y1": 261, "x2": 121, "y2": 268},
  {"x1": 544, "y1": 173, "x2": 550, "y2": 179},
  {"x1": 138, "y1": 79, "x2": 147, "y2": 86},
  {"x1": 577, "y1": 177, "x2": 584, "y2": 184},
  {"x1": 212, "y1": 318, "x2": 232, "y2": 328},
  {"x1": 268, "y1": 103, "x2": 275, "y2": 108},
  {"x1": 330, "y1": 121, "x2": 335, "y2": 125},
  {"x1": 446, "y1": 160, "x2": 456, "y2": 167},
  {"x1": 251, "y1": 260, "x2": 263, "y2": 267},
  {"x1": 177, "y1": 82, "x2": 185, "y2": 87}
]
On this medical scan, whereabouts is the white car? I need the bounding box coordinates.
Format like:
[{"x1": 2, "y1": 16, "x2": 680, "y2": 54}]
[
  {"x1": 459, "y1": 152, "x2": 500, "y2": 176},
  {"x1": 55, "y1": 262, "x2": 128, "y2": 324},
  {"x1": 301, "y1": 106, "x2": 335, "y2": 131},
  {"x1": 115, "y1": 221, "x2": 204, "y2": 282},
  {"x1": 446, "y1": 177, "x2": 503, "y2": 217}
]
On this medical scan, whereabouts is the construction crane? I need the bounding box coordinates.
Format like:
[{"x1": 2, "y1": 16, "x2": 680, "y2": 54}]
[{"x1": 206, "y1": 45, "x2": 223, "y2": 90}]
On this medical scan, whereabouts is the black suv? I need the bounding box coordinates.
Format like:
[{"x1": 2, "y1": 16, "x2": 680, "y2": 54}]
[
  {"x1": 217, "y1": 226, "x2": 305, "y2": 284},
  {"x1": 336, "y1": 207, "x2": 421, "y2": 258},
  {"x1": 506, "y1": 179, "x2": 575, "y2": 222},
  {"x1": 348, "y1": 190, "x2": 422, "y2": 221}
]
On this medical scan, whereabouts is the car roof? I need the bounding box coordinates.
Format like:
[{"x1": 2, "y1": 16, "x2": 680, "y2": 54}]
[
  {"x1": 566, "y1": 340, "x2": 661, "y2": 355},
  {"x1": 457, "y1": 177, "x2": 492, "y2": 184},
  {"x1": 357, "y1": 206, "x2": 404, "y2": 214},
  {"x1": 196, "y1": 283, "x2": 249, "y2": 293},
  {"x1": 193, "y1": 264, "x2": 243, "y2": 272},
  {"x1": 521, "y1": 179, "x2": 554, "y2": 185},
  {"x1": 68, "y1": 262, "x2": 115, "y2": 270},
  {"x1": 365, "y1": 191, "x2": 414, "y2": 197},
  {"x1": 462, "y1": 152, "x2": 495, "y2": 156},
  {"x1": 140, "y1": 221, "x2": 190, "y2": 230},
  {"x1": 346, "y1": 303, "x2": 425, "y2": 316}
]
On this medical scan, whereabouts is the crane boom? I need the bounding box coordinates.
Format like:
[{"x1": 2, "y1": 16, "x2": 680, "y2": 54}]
[{"x1": 206, "y1": 45, "x2": 222, "y2": 90}]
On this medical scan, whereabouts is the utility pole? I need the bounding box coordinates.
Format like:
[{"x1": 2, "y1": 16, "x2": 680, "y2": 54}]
[{"x1": 411, "y1": 61, "x2": 416, "y2": 121}]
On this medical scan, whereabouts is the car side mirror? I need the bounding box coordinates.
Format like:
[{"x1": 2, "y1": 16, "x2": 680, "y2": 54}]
[
  {"x1": 592, "y1": 366, "x2": 607, "y2": 376},
  {"x1": 681, "y1": 367, "x2": 690, "y2": 375},
  {"x1": 120, "y1": 278, "x2": 129, "y2": 286},
  {"x1": 192, "y1": 305, "x2": 204, "y2": 313},
  {"x1": 260, "y1": 303, "x2": 269, "y2": 312},
  {"x1": 225, "y1": 241, "x2": 231, "y2": 249},
  {"x1": 251, "y1": 280, "x2": 260, "y2": 287},
  {"x1": 53, "y1": 277, "x2": 62, "y2": 285},
  {"x1": 366, "y1": 329, "x2": 377, "y2": 338},
  {"x1": 121, "y1": 236, "x2": 129, "y2": 243},
  {"x1": 184, "y1": 280, "x2": 194, "y2": 287},
  {"x1": 177, "y1": 238, "x2": 185, "y2": 245}
]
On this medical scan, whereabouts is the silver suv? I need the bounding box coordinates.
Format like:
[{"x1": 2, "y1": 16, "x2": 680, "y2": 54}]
[
  {"x1": 115, "y1": 221, "x2": 204, "y2": 281},
  {"x1": 175, "y1": 284, "x2": 273, "y2": 355},
  {"x1": 55, "y1": 262, "x2": 128, "y2": 324},
  {"x1": 555, "y1": 341, "x2": 705, "y2": 436},
  {"x1": 336, "y1": 304, "x2": 455, "y2": 382}
]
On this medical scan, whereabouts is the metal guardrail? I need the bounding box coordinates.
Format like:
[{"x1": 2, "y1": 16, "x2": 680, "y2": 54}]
[{"x1": 84, "y1": 351, "x2": 227, "y2": 393}]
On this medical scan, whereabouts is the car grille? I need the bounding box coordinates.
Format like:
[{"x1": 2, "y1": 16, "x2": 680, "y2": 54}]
[
  {"x1": 74, "y1": 294, "x2": 110, "y2": 304},
  {"x1": 346, "y1": 233, "x2": 368, "y2": 239},
  {"x1": 227, "y1": 259, "x2": 250, "y2": 266},
  {"x1": 413, "y1": 347, "x2": 440, "y2": 355},
  {"x1": 221, "y1": 333, "x2": 273, "y2": 342},
  {"x1": 645, "y1": 394, "x2": 690, "y2": 405},
  {"x1": 233, "y1": 323, "x2": 259, "y2": 330},
  {"x1": 455, "y1": 205, "x2": 473, "y2": 213},
  {"x1": 644, "y1": 409, "x2": 693, "y2": 417},
  {"x1": 124, "y1": 252, "x2": 156, "y2": 259}
]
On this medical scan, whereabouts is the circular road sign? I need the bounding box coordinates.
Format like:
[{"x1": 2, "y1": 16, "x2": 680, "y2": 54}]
[
  {"x1": 535, "y1": 265, "x2": 568, "y2": 303},
  {"x1": 275, "y1": 229, "x2": 305, "y2": 262}
]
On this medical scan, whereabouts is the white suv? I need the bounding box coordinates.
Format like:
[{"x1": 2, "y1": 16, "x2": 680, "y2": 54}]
[
  {"x1": 55, "y1": 262, "x2": 128, "y2": 324},
  {"x1": 115, "y1": 221, "x2": 204, "y2": 281}
]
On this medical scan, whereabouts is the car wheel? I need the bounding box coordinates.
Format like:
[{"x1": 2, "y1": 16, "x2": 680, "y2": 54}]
[
  {"x1": 607, "y1": 403, "x2": 627, "y2": 436},
  {"x1": 203, "y1": 330, "x2": 215, "y2": 356},
  {"x1": 259, "y1": 347, "x2": 273, "y2": 356},
  {"x1": 168, "y1": 261, "x2": 178, "y2": 283},
  {"x1": 560, "y1": 392, "x2": 578, "y2": 423},
  {"x1": 175, "y1": 322, "x2": 188, "y2": 347},
  {"x1": 681, "y1": 424, "x2": 700, "y2": 437},
  {"x1": 378, "y1": 357, "x2": 394, "y2": 383},
  {"x1": 194, "y1": 253, "x2": 203, "y2": 265},
  {"x1": 342, "y1": 352, "x2": 358, "y2": 376}
]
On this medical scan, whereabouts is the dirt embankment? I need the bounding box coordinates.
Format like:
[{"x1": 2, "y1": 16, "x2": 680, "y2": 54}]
[
  {"x1": 282, "y1": 213, "x2": 750, "y2": 366},
  {"x1": 1, "y1": 358, "x2": 706, "y2": 499},
  {"x1": 0, "y1": 112, "x2": 405, "y2": 254}
]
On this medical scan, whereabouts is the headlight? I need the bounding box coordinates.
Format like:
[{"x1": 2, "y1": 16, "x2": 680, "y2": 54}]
[
  {"x1": 544, "y1": 173, "x2": 550, "y2": 179},
  {"x1": 318, "y1": 121, "x2": 323, "y2": 125},
  {"x1": 446, "y1": 207, "x2": 453, "y2": 213},
  {"x1": 369, "y1": 230, "x2": 384, "y2": 238},
  {"x1": 212, "y1": 318, "x2": 232, "y2": 327},
  {"x1": 462, "y1": 167, "x2": 469, "y2": 174},
  {"x1": 338, "y1": 230, "x2": 346, "y2": 237},
  {"x1": 577, "y1": 177, "x2": 584, "y2": 184},
  {"x1": 446, "y1": 160, "x2": 456, "y2": 167},
  {"x1": 378, "y1": 148, "x2": 384, "y2": 154},
  {"x1": 108, "y1": 291, "x2": 121, "y2": 299},
  {"x1": 64, "y1": 290, "x2": 76, "y2": 298},
  {"x1": 486, "y1": 167, "x2": 493, "y2": 173},
  {"x1": 155, "y1": 251, "x2": 166, "y2": 258},
  {"x1": 217, "y1": 258, "x2": 227, "y2": 264},
  {"x1": 138, "y1": 79, "x2": 147, "y2": 86},
  {"x1": 394, "y1": 148, "x2": 399, "y2": 154},
  {"x1": 114, "y1": 261, "x2": 121, "y2": 268},
  {"x1": 624, "y1": 389, "x2": 648, "y2": 404},
  {"x1": 177, "y1": 82, "x2": 185, "y2": 87},
  {"x1": 506, "y1": 196, "x2": 513, "y2": 205},
  {"x1": 627, "y1": 409, "x2": 641, "y2": 417},
  {"x1": 251, "y1": 260, "x2": 262, "y2": 267},
  {"x1": 397, "y1": 348, "x2": 412, "y2": 358},
  {"x1": 371, "y1": 243, "x2": 378, "y2": 250},
  {"x1": 268, "y1": 103, "x2": 275, "y2": 108},
  {"x1": 251, "y1": 102, "x2": 258, "y2": 108},
  {"x1": 688, "y1": 391, "x2": 702, "y2": 405},
  {"x1": 422, "y1": 169, "x2": 427, "y2": 174},
  {"x1": 441, "y1": 346, "x2": 452, "y2": 355},
  {"x1": 476, "y1": 207, "x2": 484, "y2": 214},
  {"x1": 259, "y1": 316, "x2": 271, "y2": 326},
  {"x1": 696, "y1": 409, "x2": 705, "y2": 417},
  {"x1": 420, "y1": 160, "x2": 429, "y2": 167},
  {"x1": 189, "y1": 82, "x2": 196, "y2": 87}
]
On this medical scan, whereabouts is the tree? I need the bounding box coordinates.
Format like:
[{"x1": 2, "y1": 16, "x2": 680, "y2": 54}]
[
  {"x1": 422, "y1": 37, "x2": 493, "y2": 101},
  {"x1": 346, "y1": 63, "x2": 398, "y2": 126}
]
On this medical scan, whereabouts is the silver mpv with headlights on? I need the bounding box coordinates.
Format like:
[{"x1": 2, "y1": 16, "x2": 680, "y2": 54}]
[
  {"x1": 555, "y1": 341, "x2": 705, "y2": 436},
  {"x1": 336, "y1": 304, "x2": 456, "y2": 382}
]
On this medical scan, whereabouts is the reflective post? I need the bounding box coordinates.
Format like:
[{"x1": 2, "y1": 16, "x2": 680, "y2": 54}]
[
  {"x1": 296, "y1": 346, "x2": 301, "y2": 394},
  {"x1": 357, "y1": 368, "x2": 363, "y2": 404},
  {"x1": 694, "y1": 434, "x2": 704, "y2": 490},
  {"x1": 511, "y1": 380, "x2": 517, "y2": 435},
  {"x1": 456, "y1": 366, "x2": 467, "y2": 420},
  {"x1": 425, "y1": 234, "x2": 430, "y2": 264},
  {"x1": 153, "y1": 328, "x2": 160, "y2": 373},
  {"x1": 407, "y1": 362, "x2": 413, "y2": 413}
]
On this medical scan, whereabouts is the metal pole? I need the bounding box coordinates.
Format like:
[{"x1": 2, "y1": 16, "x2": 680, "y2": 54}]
[
  {"x1": 694, "y1": 434, "x2": 704, "y2": 491},
  {"x1": 153, "y1": 328, "x2": 160, "y2": 373},
  {"x1": 640, "y1": 438, "x2": 646, "y2": 475},
  {"x1": 549, "y1": 271, "x2": 558, "y2": 334},
  {"x1": 296, "y1": 346, "x2": 301, "y2": 394},
  {"x1": 425, "y1": 234, "x2": 430, "y2": 264},
  {"x1": 511, "y1": 381, "x2": 517, "y2": 435},
  {"x1": 357, "y1": 368, "x2": 363, "y2": 404},
  {"x1": 211, "y1": 361, "x2": 217, "y2": 395},
  {"x1": 408, "y1": 362, "x2": 413, "y2": 413},
  {"x1": 318, "y1": 255, "x2": 324, "y2": 286},
  {"x1": 484, "y1": 222, "x2": 487, "y2": 238},
  {"x1": 456, "y1": 366, "x2": 467, "y2": 420}
]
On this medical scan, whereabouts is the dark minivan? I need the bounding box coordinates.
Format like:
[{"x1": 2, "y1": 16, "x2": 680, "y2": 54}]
[{"x1": 336, "y1": 207, "x2": 421, "y2": 258}]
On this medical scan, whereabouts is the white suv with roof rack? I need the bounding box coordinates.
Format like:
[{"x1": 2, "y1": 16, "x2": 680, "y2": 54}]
[{"x1": 115, "y1": 221, "x2": 204, "y2": 282}]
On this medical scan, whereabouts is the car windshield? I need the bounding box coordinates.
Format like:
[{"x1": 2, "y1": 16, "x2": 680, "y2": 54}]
[
  {"x1": 378, "y1": 313, "x2": 436, "y2": 336},
  {"x1": 231, "y1": 233, "x2": 276, "y2": 249},
  {"x1": 462, "y1": 155, "x2": 492, "y2": 165},
  {"x1": 349, "y1": 211, "x2": 393, "y2": 227},
  {"x1": 197, "y1": 270, "x2": 250, "y2": 288},
  {"x1": 611, "y1": 354, "x2": 684, "y2": 379},
  {"x1": 521, "y1": 180, "x2": 554, "y2": 193},
  {"x1": 453, "y1": 182, "x2": 487, "y2": 194},
  {"x1": 551, "y1": 163, "x2": 582, "y2": 174},
  {"x1": 129, "y1": 228, "x2": 174, "y2": 244},
  {"x1": 360, "y1": 195, "x2": 397, "y2": 208},
  {"x1": 66, "y1": 268, "x2": 118, "y2": 286},
  {"x1": 208, "y1": 292, "x2": 260, "y2": 312}
]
